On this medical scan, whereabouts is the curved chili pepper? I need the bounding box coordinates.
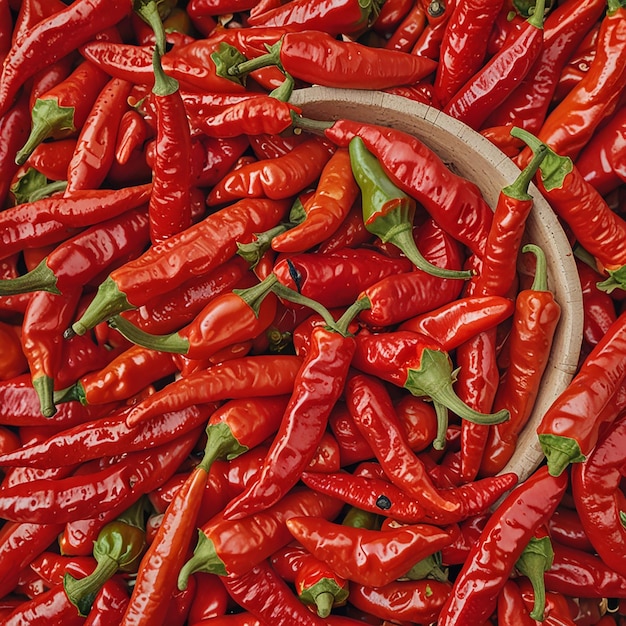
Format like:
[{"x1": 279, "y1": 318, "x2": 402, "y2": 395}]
[
  {"x1": 398, "y1": 295, "x2": 514, "y2": 351},
  {"x1": 484, "y1": 0, "x2": 606, "y2": 134},
  {"x1": 480, "y1": 244, "x2": 561, "y2": 476},
  {"x1": 0, "y1": 0, "x2": 132, "y2": 118},
  {"x1": 443, "y1": 0, "x2": 546, "y2": 130},
  {"x1": 84, "y1": 577, "x2": 130, "y2": 626},
  {"x1": 218, "y1": 559, "x2": 328, "y2": 626},
  {"x1": 516, "y1": 128, "x2": 626, "y2": 289},
  {"x1": 384, "y1": 2, "x2": 427, "y2": 52},
  {"x1": 185, "y1": 573, "x2": 230, "y2": 624},
  {"x1": 348, "y1": 578, "x2": 452, "y2": 624},
  {"x1": 437, "y1": 465, "x2": 568, "y2": 625},
  {"x1": 125, "y1": 354, "x2": 302, "y2": 428},
  {"x1": 575, "y1": 105, "x2": 626, "y2": 196},
  {"x1": 222, "y1": 322, "x2": 357, "y2": 520},
  {"x1": 536, "y1": 310, "x2": 626, "y2": 476},
  {"x1": 270, "y1": 148, "x2": 360, "y2": 253},
  {"x1": 69, "y1": 198, "x2": 290, "y2": 336},
  {"x1": 25, "y1": 137, "x2": 76, "y2": 182},
  {"x1": 571, "y1": 414, "x2": 626, "y2": 577},
  {"x1": 206, "y1": 137, "x2": 333, "y2": 206},
  {"x1": 543, "y1": 541, "x2": 626, "y2": 598},
  {"x1": 286, "y1": 515, "x2": 452, "y2": 587},
  {"x1": 15, "y1": 60, "x2": 110, "y2": 165},
  {"x1": 0, "y1": 428, "x2": 200, "y2": 524},
  {"x1": 528, "y1": 0, "x2": 626, "y2": 161},
  {"x1": 517, "y1": 577, "x2": 579, "y2": 626},
  {"x1": 146, "y1": 46, "x2": 192, "y2": 244},
  {"x1": 229, "y1": 31, "x2": 437, "y2": 90},
  {"x1": 0, "y1": 402, "x2": 214, "y2": 470},
  {"x1": 65, "y1": 76, "x2": 133, "y2": 194},
  {"x1": 409, "y1": 0, "x2": 456, "y2": 59},
  {"x1": 301, "y1": 469, "x2": 517, "y2": 525},
  {"x1": 433, "y1": 0, "x2": 505, "y2": 106},
  {"x1": 348, "y1": 136, "x2": 471, "y2": 280},
  {"x1": 245, "y1": 0, "x2": 385, "y2": 37},
  {"x1": 178, "y1": 486, "x2": 343, "y2": 583},
  {"x1": 373, "y1": 0, "x2": 415, "y2": 34},
  {"x1": 547, "y1": 505, "x2": 595, "y2": 552},
  {"x1": 351, "y1": 333, "x2": 509, "y2": 448},
  {"x1": 498, "y1": 579, "x2": 537, "y2": 626},
  {"x1": 295, "y1": 117, "x2": 494, "y2": 257},
  {"x1": 273, "y1": 248, "x2": 413, "y2": 309},
  {"x1": 115, "y1": 110, "x2": 150, "y2": 167},
  {"x1": 53, "y1": 344, "x2": 177, "y2": 407}
]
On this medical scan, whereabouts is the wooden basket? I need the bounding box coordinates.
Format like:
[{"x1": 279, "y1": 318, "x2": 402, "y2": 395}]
[{"x1": 290, "y1": 87, "x2": 583, "y2": 482}]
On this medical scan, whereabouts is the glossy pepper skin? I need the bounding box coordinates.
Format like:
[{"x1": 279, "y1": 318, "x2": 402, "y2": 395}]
[
  {"x1": 286, "y1": 515, "x2": 453, "y2": 587},
  {"x1": 571, "y1": 414, "x2": 626, "y2": 577},
  {"x1": 536, "y1": 310, "x2": 626, "y2": 476},
  {"x1": 222, "y1": 326, "x2": 356, "y2": 520},
  {"x1": 443, "y1": 0, "x2": 546, "y2": 131},
  {"x1": 0, "y1": 0, "x2": 132, "y2": 118},
  {"x1": 230, "y1": 31, "x2": 437, "y2": 90},
  {"x1": 70, "y1": 198, "x2": 290, "y2": 336},
  {"x1": 480, "y1": 244, "x2": 561, "y2": 476},
  {"x1": 437, "y1": 465, "x2": 568, "y2": 626}
]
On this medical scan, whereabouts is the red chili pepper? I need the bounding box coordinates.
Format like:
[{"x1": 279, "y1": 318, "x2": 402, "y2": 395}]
[
  {"x1": 373, "y1": 0, "x2": 415, "y2": 34},
  {"x1": 0, "y1": 321, "x2": 27, "y2": 380},
  {"x1": 125, "y1": 354, "x2": 302, "y2": 428},
  {"x1": 222, "y1": 323, "x2": 357, "y2": 520},
  {"x1": 245, "y1": 0, "x2": 385, "y2": 37},
  {"x1": 16, "y1": 60, "x2": 110, "y2": 166},
  {"x1": 83, "y1": 577, "x2": 130, "y2": 626},
  {"x1": 480, "y1": 244, "x2": 561, "y2": 476},
  {"x1": 483, "y1": 0, "x2": 606, "y2": 134},
  {"x1": 146, "y1": 47, "x2": 192, "y2": 244},
  {"x1": 0, "y1": 0, "x2": 132, "y2": 118},
  {"x1": 536, "y1": 310, "x2": 626, "y2": 476},
  {"x1": 513, "y1": 128, "x2": 626, "y2": 289},
  {"x1": 206, "y1": 137, "x2": 333, "y2": 206},
  {"x1": 498, "y1": 579, "x2": 537, "y2": 626},
  {"x1": 571, "y1": 413, "x2": 626, "y2": 577},
  {"x1": 186, "y1": 573, "x2": 230, "y2": 624},
  {"x1": 529, "y1": 0, "x2": 626, "y2": 161},
  {"x1": 437, "y1": 465, "x2": 568, "y2": 625},
  {"x1": 29, "y1": 552, "x2": 96, "y2": 587},
  {"x1": 187, "y1": 0, "x2": 258, "y2": 15},
  {"x1": 25, "y1": 137, "x2": 76, "y2": 182},
  {"x1": 544, "y1": 541, "x2": 626, "y2": 598},
  {"x1": 433, "y1": 0, "x2": 505, "y2": 106},
  {"x1": 65, "y1": 77, "x2": 133, "y2": 194},
  {"x1": 286, "y1": 515, "x2": 452, "y2": 587},
  {"x1": 410, "y1": 0, "x2": 456, "y2": 60},
  {"x1": 398, "y1": 295, "x2": 514, "y2": 351},
  {"x1": 296, "y1": 117, "x2": 494, "y2": 257},
  {"x1": 0, "y1": 91, "x2": 30, "y2": 210},
  {"x1": 230, "y1": 31, "x2": 437, "y2": 90},
  {"x1": 575, "y1": 105, "x2": 626, "y2": 196},
  {"x1": 383, "y1": 2, "x2": 427, "y2": 51},
  {"x1": 178, "y1": 485, "x2": 343, "y2": 583},
  {"x1": 0, "y1": 428, "x2": 201, "y2": 524},
  {"x1": 348, "y1": 578, "x2": 452, "y2": 624},
  {"x1": 546, "y1": 506, "x2": 595, "y2": 553},
  {"x1": 69, "y1": 197, "x2": 290, "y2": 336}
]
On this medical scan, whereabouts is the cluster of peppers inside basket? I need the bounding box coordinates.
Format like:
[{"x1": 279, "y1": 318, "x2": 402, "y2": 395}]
[{"x1": 0, "y1": 0, "x2": 625, "y2": 624}]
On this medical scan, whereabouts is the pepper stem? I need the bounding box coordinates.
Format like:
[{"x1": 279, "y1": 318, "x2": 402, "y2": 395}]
[
  {"x1": 333, "y1": 297, "x2": 371, "y2": 337},
  {"x1": 432, "y1": 402, "x2": 449, "y2": 450},
  {"x1": 68, "y1": 276, "x2": 133, "y2": 337},
  {"x1": 64, "y1": 555, "x2": 119, "y2": 616},
  {"x1": 526, "y1": 0, "x2": 546, "y2": 29},
  {"x1": 133, "y1": 0, "x2": 168, "y2": 56},
  {"x1": 537, "y1": 433, "x2": 585, "y2": 476},
  {"x1": 227, "y1": 39, "x2": 283, "y2": 77},
  {"x1": 237, "y1": 223, "x2": 294, "y2": 268},
  {"x1": 503, "y1": 145, "x2": 548, "y2": 201},
  {"x1": 312, "y1": 591, "x2": 335, "y2": 619},
  {"x1": 200, "y1": 422, "x2": 248, "y2": 473},
  {"x1": 268, "y1": 71, "x2": 294, "y2": 102},
  {"x1": 515, "y1": 534, "x2": 554, "y2": 621},
  {"x1": 53, "y1": 381, "x2": 85, "y2": 405},
  {"x1": 178, "y1": 530, "x2": 227, "y2": 590},
  {"x1": 0, "y1": 259, "x2": 59, "y2": 295},
  {"x1": 290, "y1": 112, "x2": 334, "y2": 136},
  {"x1": 522, "y1": 244, "x2": 548, "y2": 291},
  {"x1": 404, "y1": 349, "x2": 510, "y2": 425},
  {"x1": 108, "y1": 315, "x2": 190, "y2": 354},
  {"x1": 33, "y1": 375, "x2": 56, "y2": 418}
]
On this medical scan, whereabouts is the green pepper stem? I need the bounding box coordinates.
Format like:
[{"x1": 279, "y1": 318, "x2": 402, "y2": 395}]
[
  {"x1": 237, "y1": 224, "x2": 290, "y2": 267},
  {"x1": 134, "y1": 0, "x2": 168, "y2": 56},
  {"x1": 268, "y1": 71, "x2": 294, "y2": 102},
  {"x1": 432, "y1": 402, "x2": 449, "y2": 450},
  {"x1": 108, "y1": 315, "x2": 189, "y2": 354},
  {"x1": 537, "y1": 433, "x2": 585, "y2": 476},
  {"x1": 596, "y1": 265, "x2": 626, "y2": 294},
  {"x1": 200, "y1": 422, "x2": 247, "y2": 473},
  {"x1": 404, "y1": 552, "x2": 448, "y2": 582},
  {"x1": 16, "y1": 99, "x2": 76, "y2": 165},
  {"x1": 28, "y1": 180, "x2": 68, "y2": 202},
  {"x1": 333, "y1": 297, "x2": 371, "y2": 337},
  {"x1": 69, "y1": 276, "x2": 133, "y2": 337},
  {"x1": 33, "y1": 375, "x2": 56, "y2": 418},
  {"x1": 522, "y1": 244, "x2": 548, "y2": 292},
  {"x1": 515, "y1": 535, "x2": 554, "y2": 621},
  {"x1": 342, "y1": 506, "x2": 381, "y2": 530},
  {"x1": 227, "y1": 40, "x2": 283, "y2": 77},
  {"x1": 608, "y1": 0, "x2": 626, "y2": 15},
  {"x1": 404, "y1": 349, "x2": 510, "y2": 425},
  {"x1": 64, "y1": 556, "x2": 119, "y2": 616},
  {"x1": 526, "y1": 0, "x2": 546, "y2": 29},
  {"x1": 152, "y1": 48, "x2": 179, "y2": 97},
  {"x1": 53, "y1": 382, "x2": 85, "y2": 406},
  {"x1": 290, "y1": 112, "x2": 334, "y2": 135},
  {"x1": 178, "y1": 530, "x2": 227, "y2": 590},
  {"x1": 0, "y1": 259, "x2": 58, "y2": 296},
  {"x1": 502, "y1": 145, "x2": 548, "y2": 201}
]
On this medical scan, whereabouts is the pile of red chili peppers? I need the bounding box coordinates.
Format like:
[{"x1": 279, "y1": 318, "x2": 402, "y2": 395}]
[{"x1": 0, "y1": 0, "x2": 624, "y2": 624}]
